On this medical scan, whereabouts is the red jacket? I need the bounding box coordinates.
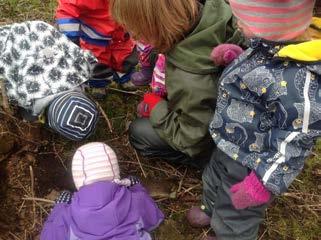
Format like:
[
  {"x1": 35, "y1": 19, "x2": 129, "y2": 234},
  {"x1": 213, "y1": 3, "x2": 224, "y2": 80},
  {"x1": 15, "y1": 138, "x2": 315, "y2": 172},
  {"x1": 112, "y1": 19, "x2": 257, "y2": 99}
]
[{"x1": 56, "y1": 0, "x2": 135, "y2": 72}]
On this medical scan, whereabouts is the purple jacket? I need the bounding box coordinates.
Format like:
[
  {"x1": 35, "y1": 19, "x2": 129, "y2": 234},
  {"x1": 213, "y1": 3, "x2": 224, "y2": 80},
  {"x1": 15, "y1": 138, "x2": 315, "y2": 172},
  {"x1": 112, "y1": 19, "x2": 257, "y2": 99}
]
[{"x1": 41, "y1": 181, "x2": 164, "y2": 240}]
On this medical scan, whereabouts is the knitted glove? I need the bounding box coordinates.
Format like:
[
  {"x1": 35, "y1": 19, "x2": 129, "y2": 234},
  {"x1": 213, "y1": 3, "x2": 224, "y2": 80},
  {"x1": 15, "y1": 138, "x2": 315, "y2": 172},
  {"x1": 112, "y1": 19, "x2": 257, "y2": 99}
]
[
  {"x1": 128, "y1": 175, "x2": 140, "y2": 186},
  {"x1": 113, "y1": 176, "x2": 140, "y2": 187},
  {"x1": 137, "y1": 93, "x2": 163, "y2": 118},
  {"x1": 55, "y1": 191, "x2": 73, "y2": 204},
  {"x1": 211, "y1": 44, "x2": 244, "y2": 66},
  {"x1": 230, "y1": 171, "x2": 271, "y2": 210}
]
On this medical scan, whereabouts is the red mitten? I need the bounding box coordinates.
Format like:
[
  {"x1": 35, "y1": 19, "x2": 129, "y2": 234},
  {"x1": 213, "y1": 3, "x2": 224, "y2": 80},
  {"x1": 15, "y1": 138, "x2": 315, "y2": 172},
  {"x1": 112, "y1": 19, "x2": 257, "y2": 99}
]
[
  {"x1": 211, "y1": 44, "x2": 244, "y2": 66},
  {"x1": 137, "y1": 93, "x2": 162, "y2": 118},
  {"x1": 230, "y1": 171, "x2": 271, "y2": 210}
]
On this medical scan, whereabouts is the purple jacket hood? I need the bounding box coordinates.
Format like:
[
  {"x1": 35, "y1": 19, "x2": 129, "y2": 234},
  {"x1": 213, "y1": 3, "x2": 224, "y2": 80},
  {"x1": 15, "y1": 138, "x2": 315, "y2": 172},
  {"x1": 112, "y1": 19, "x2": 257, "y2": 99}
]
[{"x1": 41, "y1": 181, "x2": 164, "y2": 240}]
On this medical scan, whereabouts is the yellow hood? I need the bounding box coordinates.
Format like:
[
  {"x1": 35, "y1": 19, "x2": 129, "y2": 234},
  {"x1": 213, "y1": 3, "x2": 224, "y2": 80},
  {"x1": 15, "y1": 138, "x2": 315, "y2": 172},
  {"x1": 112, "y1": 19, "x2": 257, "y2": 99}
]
[{"x1": 276, "y1": 40, "x2": 321, "y2": 62}]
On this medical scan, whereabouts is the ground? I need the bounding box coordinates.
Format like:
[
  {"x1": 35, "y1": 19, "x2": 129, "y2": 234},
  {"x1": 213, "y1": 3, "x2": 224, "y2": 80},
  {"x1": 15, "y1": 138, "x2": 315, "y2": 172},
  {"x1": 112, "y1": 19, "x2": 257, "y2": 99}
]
[{"x1": 0, "y1": 1, "x2": 321, "y2": 240}]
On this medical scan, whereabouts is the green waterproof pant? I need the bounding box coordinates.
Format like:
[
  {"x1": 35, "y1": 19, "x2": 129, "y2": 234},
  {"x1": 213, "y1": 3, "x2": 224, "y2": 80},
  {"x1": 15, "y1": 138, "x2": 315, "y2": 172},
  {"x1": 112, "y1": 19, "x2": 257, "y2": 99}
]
[{"x1": 202, "y1": 149, "x2": 268, "y2": 240}]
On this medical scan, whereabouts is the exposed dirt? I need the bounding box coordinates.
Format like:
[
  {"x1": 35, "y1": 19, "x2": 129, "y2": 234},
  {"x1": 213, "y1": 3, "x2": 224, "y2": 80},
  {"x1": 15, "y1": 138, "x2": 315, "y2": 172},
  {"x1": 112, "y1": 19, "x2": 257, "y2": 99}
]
[
  {"x1": 0, "y1": 102, "x2": 207, "y2": 240},
  {"x1": 1, "y1": 88, "x2": 321, "y2": 240}
]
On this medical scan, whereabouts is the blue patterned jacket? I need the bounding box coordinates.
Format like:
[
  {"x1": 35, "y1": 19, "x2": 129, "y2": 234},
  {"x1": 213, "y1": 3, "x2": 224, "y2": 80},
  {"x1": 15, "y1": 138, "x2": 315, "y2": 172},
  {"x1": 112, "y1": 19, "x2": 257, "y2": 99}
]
[{"x1": 210, "y1": 39, "x2": 321, "y2": 195}]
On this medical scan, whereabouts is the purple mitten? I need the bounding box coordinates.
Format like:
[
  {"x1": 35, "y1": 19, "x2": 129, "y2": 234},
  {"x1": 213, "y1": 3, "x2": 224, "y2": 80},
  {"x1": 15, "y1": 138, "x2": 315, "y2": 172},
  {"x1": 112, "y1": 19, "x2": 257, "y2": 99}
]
[
  {"x1": 211, "y1": 44, "x2": 244, "y2": 66},
  {"x1": 230, "y1": 171, "x2": 271, "y2": 210}
]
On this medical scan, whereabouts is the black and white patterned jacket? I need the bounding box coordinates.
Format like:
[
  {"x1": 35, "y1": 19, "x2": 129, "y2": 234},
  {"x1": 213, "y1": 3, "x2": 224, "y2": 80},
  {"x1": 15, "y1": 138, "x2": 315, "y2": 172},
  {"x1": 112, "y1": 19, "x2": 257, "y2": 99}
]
[
  {"x1": 0, "y1": 21, "x2": 97, "y2": 116},
  {"x1": 210, "y1": 39, "x2": 321, "y2": 195}
]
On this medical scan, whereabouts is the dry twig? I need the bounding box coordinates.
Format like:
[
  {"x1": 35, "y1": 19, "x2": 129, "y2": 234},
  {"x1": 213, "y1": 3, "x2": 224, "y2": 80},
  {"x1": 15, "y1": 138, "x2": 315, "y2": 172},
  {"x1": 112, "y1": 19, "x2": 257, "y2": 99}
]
[
  {"x1": 29, "y1": 166, "x2": 36, "y2": 229},
  {"x1": 53, "y1": 143, "x2": 67, "y2": 171},
  {"x1": 8, "y1": 232, "x2": 21, "y2": 240},
  {"x1": 95, "y1": 101, "x2": 113, "y2": 133},
  {"x1": 178, "y1": 183, "x2": 202, "y2": 197},
  {"x1": 22, "y1": 197, "x2": 55, "y2": 205},
  {"x1": 108, "y1": 87, "x2": 143, "y2": 96},
  {"x1": 177, "y1": 168, "x2": 187, "y2": 194},
  {"x1": 258, "y1": 229, "x2": 268, "y2": 240},
  {"x1": 133, "y1": 149, "x2": 147, "y2": 178}
]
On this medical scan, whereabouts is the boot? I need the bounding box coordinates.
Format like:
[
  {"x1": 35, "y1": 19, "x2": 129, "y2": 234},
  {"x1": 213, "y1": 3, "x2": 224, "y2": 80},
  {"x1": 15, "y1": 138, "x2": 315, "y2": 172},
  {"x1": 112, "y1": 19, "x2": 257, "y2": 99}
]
[
  {"x1": 114, "y1": 71, "x2": 139, "y2": 91},
  {"x1": 186, "y1": 206, "x2": 211, "y2": 228},
  {"x1": 131, "y1": 66, "x2": 153, "y2": 86}
]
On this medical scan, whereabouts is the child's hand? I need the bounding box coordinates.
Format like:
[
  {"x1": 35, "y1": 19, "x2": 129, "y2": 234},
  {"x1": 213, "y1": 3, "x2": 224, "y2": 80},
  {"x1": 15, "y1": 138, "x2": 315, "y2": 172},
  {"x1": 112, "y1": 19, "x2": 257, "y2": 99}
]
[
  {"x1": 230, "y1": 171, "x2": 271, "y2": 209},
  {"x1": 113, "y1": 176, "x2": 140, "y2": 187},
  {"x1": 137, "y1": 93, "x2": 163, "y2": 118},
  {"x1": 211, "y1": 44, "x2": 244, "y2": 66}
]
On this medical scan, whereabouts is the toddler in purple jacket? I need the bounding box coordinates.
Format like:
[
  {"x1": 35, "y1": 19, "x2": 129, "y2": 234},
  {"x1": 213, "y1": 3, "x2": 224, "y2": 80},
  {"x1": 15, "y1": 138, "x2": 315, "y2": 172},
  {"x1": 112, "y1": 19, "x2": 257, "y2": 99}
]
[{"x1": 41, "y1": 142, "x2": 164, "y2": 240}]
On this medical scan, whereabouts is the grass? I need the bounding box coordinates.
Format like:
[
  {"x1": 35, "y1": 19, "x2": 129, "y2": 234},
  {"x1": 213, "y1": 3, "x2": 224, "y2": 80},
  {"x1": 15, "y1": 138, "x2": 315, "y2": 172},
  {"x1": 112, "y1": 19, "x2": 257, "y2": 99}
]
[
  {"x1": 1, "y1": 1, "x2": 321, "y2": 239},
  {"x1": 0, "y1": 0, "x2": 56, "y2": 23}
]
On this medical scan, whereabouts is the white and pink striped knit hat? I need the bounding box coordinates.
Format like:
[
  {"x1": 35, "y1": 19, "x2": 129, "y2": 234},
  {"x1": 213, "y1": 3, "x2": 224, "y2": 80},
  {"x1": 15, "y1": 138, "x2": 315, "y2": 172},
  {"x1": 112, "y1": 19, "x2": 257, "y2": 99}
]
[
  {"x1": 72, "y1": 142, "x2": 120, "y2": 190},
  {"x1": 229, "y1": 0, "x2": 315, "y2": 41}
]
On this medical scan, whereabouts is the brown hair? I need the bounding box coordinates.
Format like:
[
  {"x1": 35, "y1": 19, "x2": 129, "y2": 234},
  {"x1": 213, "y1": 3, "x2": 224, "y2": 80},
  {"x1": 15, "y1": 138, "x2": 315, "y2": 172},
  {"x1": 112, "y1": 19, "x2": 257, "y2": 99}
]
[{"x1": 110, "y1": 0, "x2": 198, "y2": 52}]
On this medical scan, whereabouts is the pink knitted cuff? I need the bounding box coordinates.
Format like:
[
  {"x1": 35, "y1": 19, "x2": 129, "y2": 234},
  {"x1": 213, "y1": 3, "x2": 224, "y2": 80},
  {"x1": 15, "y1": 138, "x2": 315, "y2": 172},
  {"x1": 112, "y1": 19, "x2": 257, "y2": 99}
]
[
  {"x1": 245, "y1": 171, "x2": 271, "y2": 203},
  {"x1": 151, "y1": 54, "x2": 167, "y2": 98}
]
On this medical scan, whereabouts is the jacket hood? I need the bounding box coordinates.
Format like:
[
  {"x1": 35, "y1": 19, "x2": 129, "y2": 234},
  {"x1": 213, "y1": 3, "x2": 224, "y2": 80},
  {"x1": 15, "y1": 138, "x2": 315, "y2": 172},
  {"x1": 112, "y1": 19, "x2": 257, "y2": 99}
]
[
  {"x1": 276, "y1": 40, "x2": 321, "y2": 62},
  {"x1": 69, "y1": 181, "x2": 138, "y2": 240},
  {"x1": 166, "y1": 0, "x2": 243, "y2": 74}
]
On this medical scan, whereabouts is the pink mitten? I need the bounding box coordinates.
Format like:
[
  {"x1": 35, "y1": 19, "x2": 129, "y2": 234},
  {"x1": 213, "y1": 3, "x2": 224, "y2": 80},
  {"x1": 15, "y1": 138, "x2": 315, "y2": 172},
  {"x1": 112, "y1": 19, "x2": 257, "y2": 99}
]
[
  {"x1": 211, "y1": 44, "x2": 244, "y2": 66},
  {"x1": 230, "y1": 171, "x2": 271, "y2": 210}
]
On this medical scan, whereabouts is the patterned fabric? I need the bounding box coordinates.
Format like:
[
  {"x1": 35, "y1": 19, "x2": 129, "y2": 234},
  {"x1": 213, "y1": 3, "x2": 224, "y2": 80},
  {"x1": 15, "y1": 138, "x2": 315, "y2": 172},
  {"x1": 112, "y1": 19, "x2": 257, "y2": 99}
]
[
  {"x1": 229, "y1": 0, "x2": 315, "y2": 41},
  {"x1": 151, "y1": 54, "x2": 167, "y2": 98},
  {"x1": 72, "y1": 142, "x2": 120, "y2": 190},
  {"x1": 47, "y1": 92, "x2": 98, "y2": 141},
  {"x1": 137, "y1": 43, "x2": 154, "y2": 68},
  {"x1": 0, "y1": 21, "x2": 97, "y2": 116},
  {"x1": 55, "y1": 191, "x2": 73, "y2": 204},
  {"x1": 210, "y1": 39, "x2": 321, "y2": 195}
]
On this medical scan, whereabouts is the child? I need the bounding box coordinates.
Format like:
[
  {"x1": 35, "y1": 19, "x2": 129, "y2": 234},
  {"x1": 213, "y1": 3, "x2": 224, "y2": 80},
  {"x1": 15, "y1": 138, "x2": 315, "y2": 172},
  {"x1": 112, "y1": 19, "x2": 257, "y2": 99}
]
[
  {"x1": 110, "y1": 0, "x2": 243, "y2": 167},
  {"x1": 41, "y1": 142, "x2": 164, "y2": 240},
  {"x1": 187, "y1": 1, "x2": 321, "y2": 239},
  {"x1": 131, "y1": 0, "x2": 214, "y2": 88},
  {"x1": 0, "y1": 21, "x2": 99, "y2": 141},
  {"x1": 56, "y1": 0, "x2": 138, "y2": 93}
]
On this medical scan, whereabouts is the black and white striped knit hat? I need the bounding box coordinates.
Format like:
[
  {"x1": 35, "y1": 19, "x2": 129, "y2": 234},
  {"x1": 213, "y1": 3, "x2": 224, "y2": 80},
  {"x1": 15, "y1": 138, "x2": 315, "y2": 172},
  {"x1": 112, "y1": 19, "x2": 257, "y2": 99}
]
[{"x1": 47, "y1": 92, "x2": 99, "y2": 141}]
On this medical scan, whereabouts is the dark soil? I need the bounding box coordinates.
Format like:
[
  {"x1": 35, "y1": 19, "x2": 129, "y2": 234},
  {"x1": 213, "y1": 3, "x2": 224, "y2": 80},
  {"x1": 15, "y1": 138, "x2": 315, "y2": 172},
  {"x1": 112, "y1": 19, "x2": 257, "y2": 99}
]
[{"x1": 0, "y1": 102, "x2": 206, "y2": 240}]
